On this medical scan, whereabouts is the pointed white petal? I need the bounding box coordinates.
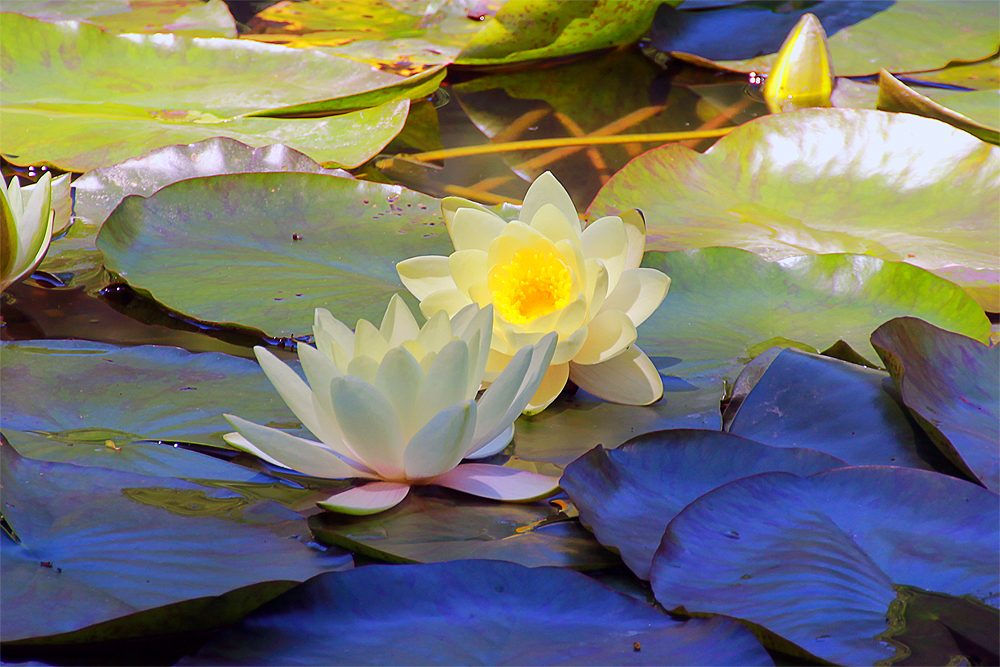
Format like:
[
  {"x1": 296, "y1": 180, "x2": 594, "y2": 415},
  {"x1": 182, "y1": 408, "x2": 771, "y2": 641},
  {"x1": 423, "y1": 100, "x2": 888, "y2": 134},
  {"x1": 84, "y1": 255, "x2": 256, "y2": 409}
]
[
  {"x1": 418, "y1": 288, "x2": 473, "y2": 321},
  {"x1": 331, "y1": 376, "x2": 407, "y2": 480},
  {"x1": 550, "y1": 326, "x2": 588, "y2": 366},
  {"x1": 404, "y1": 400, "x2": 476, "y2": 480},
  {"x1": 313, "y1": 308, "x2": 355, "y2": 361},
  {"x1": 397, "y1": 255, "x2": 455, "y2": 301},
  {"x1": 449, "y1": 207, "x2": 507, "y2": 252},
  {"x1": 415, "y1": 339, "x2": 470, "y2": 430},
  {"x1": 374, "y1": 346, "x2": 425, "y2": 440},
  {"x1": 253, "y1": 346, "x2": 324, "y2": 439},
  {"x1": 520, "y1": 171, "x2": 580, "y2": 234},
  {"x1": 346, "y1": 354, "x2": 379, "y2": 386},
  {"x1": 449, "y1": 301, "x2": 481, "y2": 337},
  {"x1": 581, "y1": 216, "x2": 628, "y2": 293},
  {"x1": 379, "y1": 294, "x2": 420, "y2": 347},
  {"x1": 529, "y1": 203, "x2": 580, "y2": 245},
  {"x1": 523, "y1": 361, "x2": 570, "y2": 414},
  {"x1": 429, "y1": 464, "x2": 560, "y2": 501},
  {"x1": 619, "y1": 209, "x2": 646, "y2": 271},
  {"x1": 466, "y1": 424, "x2": 513, "y2": 459},
  {"x1": 354, "y1": 319, "x2": 390, "y2": 365},
  {"x1": 449, "y1": 248, "x2": 488, "y2": 296},
  {"x1": 442, "y1": 196, "x2": 497, "y2": 227},
  {"x1": 224, "y1": 415, "x2": 373, "y2": 479},
  {"x1": 317, "y1": 482, "x2": 411, "y2": 515},
  {"x1": 471, "y1": 344, "x2": 532, "y2": 450},
  {"x1": 584, "y1": 258, "x2": 609, "y2": 318},
  {"x1": 295, "y1": 342, "x2": 358, "y2": 458},
  {"x1": 416, "y1": 309, "x2": 454, "y2": 353},
  {"x1": 600, "y1": 268, "x2": 670, "y2": 327},
  {"x1": 572, "y1": 309, "x2": 637, "y2": 365},
  {"x1": 569, "y1": 345, "x2": 663, "y2": 405}
]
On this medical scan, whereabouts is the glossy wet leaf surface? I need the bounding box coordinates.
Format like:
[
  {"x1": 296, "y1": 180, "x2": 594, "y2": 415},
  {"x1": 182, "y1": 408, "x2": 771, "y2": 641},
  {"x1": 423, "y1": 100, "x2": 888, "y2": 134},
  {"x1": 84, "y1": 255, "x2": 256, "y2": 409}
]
[
  {"x1": 653, "y1": 1, "x2": 999, "y2": 77},
  {"x1": 872, "y1": 317, "x2": 1000, "y2": 492},
  {"x1": 183, "y1": 559, "x2": 775, "y2": 666},
  {"x1": 0, "y1": 340, "x2": 312, "y2": 448},
  {"x1": 877, "y1": 70, "x2": 999, "y2": 144},
  {"x1": 97, "y1": 172, "x2": 452, "y2": 338},
  {"x1": 727, "y1": 348, "x2": 955, "y2": 472},
  {"x1": 0, "y1": 442, "x2": 351, "y2": 644},
  {"x1": 634, "y1": 248, "x2": 990, "y2": 383},
  {"x1": 561, "y1": 429, "x2": 845, "y2": 579},
  {"x1": 588, "y1": 108, "x2": 1000, "y2": 309},
  {"x1": 649, "y1": 467, "x2": 999, "y2": 665},
  {"x1": 5, "y1": 0, "x2": 238, "y2": 37}
]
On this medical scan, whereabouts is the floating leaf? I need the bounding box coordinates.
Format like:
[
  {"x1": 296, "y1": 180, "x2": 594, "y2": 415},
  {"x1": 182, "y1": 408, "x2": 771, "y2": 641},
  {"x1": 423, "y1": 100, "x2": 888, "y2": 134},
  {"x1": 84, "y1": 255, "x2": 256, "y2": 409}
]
[
  {"x1": 650, "y1": 467, "x2": 999, "y2": 664},
  {"x1": 0, "y1": 340, "x2": 312, "y2": 448},
  {"x1": 727, "y1": 348, "x2": 955, "y2": 472},
  {"x1": 872, "y1": 317, "x2": 1000, "y2": 492},
  {"x1": 5, "y1": 0, "x2": 238, "y2": 37},
  {"x1": 634, "y1": 248, "x2": 990, "y2": 383},
  {"x1": 309, "y1": 486, "x2": 616, "y2": 569},
  {"x1": 877, "y1": 70, "x2": 999, "y2": 144},
  {"x1": 0, "y1": 442, "x2": 351, "y2": 644},
  {"x1": 903, "y1": 55, "x2": 999, "y2": 91},
  {"x1": 588, "y1": 109, "x2": 1000, "y2": 309},
  {"x1": 561, "y1": 429, "x2": 844, "y2": 579},
  {"x1": 96, "y1": 173, "x2": 452, "y2": 338},
  {"x1": 184, "y1": 560, "x2": 775, "y2": 666}
]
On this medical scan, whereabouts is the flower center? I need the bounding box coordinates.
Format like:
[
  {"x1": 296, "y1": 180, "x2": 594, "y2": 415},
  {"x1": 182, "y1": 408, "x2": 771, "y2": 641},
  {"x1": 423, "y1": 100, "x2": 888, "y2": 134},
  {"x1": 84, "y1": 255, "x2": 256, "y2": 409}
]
[{"x1": 488, "y1": 247, "x2": 572, "y2": 325}]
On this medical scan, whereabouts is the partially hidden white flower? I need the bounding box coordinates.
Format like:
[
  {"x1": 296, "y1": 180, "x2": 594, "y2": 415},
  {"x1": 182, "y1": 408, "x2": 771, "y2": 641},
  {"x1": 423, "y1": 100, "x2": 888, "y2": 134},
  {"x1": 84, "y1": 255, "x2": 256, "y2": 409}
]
[
  {"x1": 396, "y1": 171, "x2": 670, "y2": 414},
  {"x1": 2, "y1": 173, "x2": 55, "y2": 291},
  {"x1": 224, "y1": 295, "x2": 559, "y2": 515}
]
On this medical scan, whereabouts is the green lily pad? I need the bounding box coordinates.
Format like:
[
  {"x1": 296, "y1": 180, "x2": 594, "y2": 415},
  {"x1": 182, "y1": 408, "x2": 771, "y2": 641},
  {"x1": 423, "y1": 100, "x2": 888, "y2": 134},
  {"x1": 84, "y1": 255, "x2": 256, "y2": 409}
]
[
  {"x1": 310, "y1": 485, "x2": 617, "y2": 570},
  {"x1": 0, "y1": 442, "x2": 351, "y2": 644},
  {"x1": 561, "y1": 429, "x2": 845, "y2": 579},
  {"x1": 587, "y1": 108, "x2": 1000, "y2": 310},
  {"x1": 455, "y1": 0, "x2": 660, "y2": 66},
  {"x1": 649, "y1": 467, "x2": 999, "y2": 664},
  {"x1": 0, "y1": 13, "x2": 429, "y2": 171},
  {"x1": 96, "y1": 172, "x2": 453, "y2": 338},
  {"x1": 872, "y1": 317, "x2": 1000, "y2": 492},
  {"x1": 5, "y1": 0, "x2": 238, "y2": 37},
  {"x1": 657, "y1": 1, "x2": 999, "y2": 77},
  {"x1": 727, "y1": 348, "x2": 956, "y2": 473},
  {"x1": 635, "y1": 247, "x2": 990, "y2": 383},
  {"x1": 903, "y1": 55, "x2": 999, "y2": 91},
  {"x1": 186, "y1": 560, "x2": 775, "y2": 666},
  {"x1": 43, "y1": 137, "x2": 349, "y2": 284},
  {"x1": 0, "y1": 339, "x2": 312, "y2": 448},
  {"x1": 877, "y1": 70, "x2": 999, "y2": 144}
]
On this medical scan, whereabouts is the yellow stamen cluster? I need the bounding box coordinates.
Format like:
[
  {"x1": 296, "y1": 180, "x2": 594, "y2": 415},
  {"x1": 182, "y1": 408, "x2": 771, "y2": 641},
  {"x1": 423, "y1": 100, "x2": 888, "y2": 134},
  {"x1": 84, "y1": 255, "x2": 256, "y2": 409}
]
[{"x1": 489, "y1": 247, "x2": 572, "y2": 325}]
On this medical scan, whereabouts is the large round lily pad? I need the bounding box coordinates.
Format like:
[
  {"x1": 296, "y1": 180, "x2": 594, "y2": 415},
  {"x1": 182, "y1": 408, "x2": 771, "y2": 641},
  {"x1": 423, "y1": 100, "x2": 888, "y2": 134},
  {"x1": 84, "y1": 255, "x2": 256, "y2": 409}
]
[
  {"x1": 587, "y1": 108, "x2": 1000, "y2": 310},
  {"x1": 650, "y1": 467, "x2": 999, "y2": 664},
  {"x1": 96, "y1": 172, "x2": 453, "y2": 338},
  {"x1": 184, "y1": 559, "x2": 775, "y2": 666},
  {"x1": 0, "y1": 442, "x2": 351, "y2": 644},
  {"x1": 0, "y1": 13, "x2": 422, "y2": 170},
  {"x1": 561, "y1": 429, "x2": 845, "y2": 579},
  {"x1": 0, "y1": 339, "x2": 312, "y2": 447},
  {"x1": 635, "y1": 247, "x2": 990, "y2": 382},
  {"x1": 727, "y1": 348, "x2": 955, "y2": 473},
  {"x1": 872, "y1": 317, "x2": 1000, "y2": 492}
]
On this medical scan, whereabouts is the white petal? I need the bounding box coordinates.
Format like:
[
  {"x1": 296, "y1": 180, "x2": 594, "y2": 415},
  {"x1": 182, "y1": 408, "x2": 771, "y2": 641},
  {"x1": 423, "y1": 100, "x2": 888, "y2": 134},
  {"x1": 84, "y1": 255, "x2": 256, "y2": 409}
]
[
  {"x1": 572, "y1": 309, "x2": 637, "y2": 365},
  {"x1": 296, "y1": 342, "x2": 356, "y2": 458},
  {"x1": 224, "y1": 415, "x2": 373, "y2": 479},
  {"x1": 354, "y1": 319, "x2": 389, "y2": 364},
  {"x1": 418, "y1": 288, "x2": 473, "y2": 321},
  {"x1": 520, "y1": 171, "x2": 580, "y2": 234},
  {"x1": 397, "y1": 256, "x2": 455, "y2": 301},
  {"x1": 373, "y1": 346, "x2": 425, "y2": 440},
  {"x1": 449, "y1": 249, "x2": 488, "y2": 297},
  {"x1": 379, "y1": 293, "x2": 420, "y2": 347},
  {"x1": 449, "y1": 207, "x2": 507, "y2": 252},
  {"x1": 584, "y1": 258, "x2": 608, "y2": 318},
  {"x1": 550, "y1": 326, "x2": 588, "y2": 366},
  {"x1": 569, "y1": 344, "x2": 663, "y2": 405},
  {"x1": 429, "y1": 463, "x2": 560, "y2": 501},
  {"x1": 414, "y1": 339, "x2": 470, "y2": 431},
  {"x1": 529, "y1": 202, "x2": 580, "y2": 246},
  {"x1": 331, "y1": 376, "x2": 407, "y2": 480},
  {"x1": 581, "y1": 216, "x2": 628, "y2": 293},
  {"x1": 346, "y1": 354, "x2": 379, "y2": 386},
  {"x1": 253, "y1": 346, "x2": 324, "y2": 439},
  {"x1": 600, "y1": 267, "x2": 670, "y2": 327},
  {"x1": 456, "y1": 304, "x2": 493, "y2": 395},
  {"x1": 442, "y1": 196, "x2": 498, "y2": 227},
  {"x1": 416, "y1": 309, "x2": 454, "y2": 354},
  {"x1": 620, "y1": 208, "x2": 646, "y2": 271},
  {"x1": 317, "y1": 482, "x2": 411, "y2": 515},
  {"x1": 523, "y1": 361, "x2": 570, "y2": 414},
  {"x1": 471, "y1": 344, "x2": 532, "y2": 451},
  {"x1": 449, "y1": 301, "x2": 481, "y2": 338},
  {"x1": 466, "y1": 424, "x2": 513, "y2": 459},
  {"x1": 403, "y1": 400, "x2": 476, "y2": 480},
  {"x1": 314, "y1": 308, "x2": 355, "y2": 359}
]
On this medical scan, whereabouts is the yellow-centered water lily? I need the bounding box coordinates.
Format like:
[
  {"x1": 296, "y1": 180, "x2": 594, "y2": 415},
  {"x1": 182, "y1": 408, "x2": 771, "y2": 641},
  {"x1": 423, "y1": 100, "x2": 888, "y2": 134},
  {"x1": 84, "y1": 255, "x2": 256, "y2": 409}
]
[
  {"x1": 224, "y1": 295, "x2": 559, "y2": 515},
  {"x1": 397, "y1": 172, "x2": 670, "y2": 413},
  {"x1": 761, "y1": 13, "x2": 835, "y2": 114},
  {"x1": 1, "y1": 173, "x2": 54, "y2": 291}
]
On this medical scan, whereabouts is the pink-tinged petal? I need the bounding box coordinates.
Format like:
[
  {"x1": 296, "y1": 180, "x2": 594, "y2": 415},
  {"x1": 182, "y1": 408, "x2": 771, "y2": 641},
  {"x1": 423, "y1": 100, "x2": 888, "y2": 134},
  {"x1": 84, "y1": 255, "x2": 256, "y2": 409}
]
[
  {"x1": 523, "y1": 362, "x2": 570, "y2": 414},
  {"x1": 224, "y1": 415, "x2": 374, "y2": 479},
  {"x1": 620, "y1": 208, "x2": 646, "y2": 271},
  {"x1": 466, "y1": 424, "x2": 513, "y2": 459},
  {"x1": 442, "y1": 196, "x2": 497, "y2": 227},
  {"x1": 449, "y1": 207, "x2": 507, "y2": 252},
  {"x1": 569, "y1": 345, "x2": 663, "y2": 405},
  {"x1": 404, "y1": 400, "x2": 477, "y2": 480},
  {"x1": 449, "y1": 249, "x2": 488, "y2": 296},
  {"x1": 529, "y1": 203, "x2": 580, "y2": 246},
  {"x1": 317, "y1": 482, "x2": 411, "y2": 515},
  {"x1": 331, "y1": 376, "x2": 407, "y2": 480},
  {"x1": 418, "y1": 288, "x2": 472, "y2": 321},
  {"x1": 429, "y1": 463, "x2": 560, "y2": 501},
  {"x1": 397, "y1": 256, "x2": 456, "y2": 301},
  {"x1": 520, "y1": 171, "x2": 580, "y2": 235},
  {"x1": 573, "y1": 310, "x2": 637, "y2": 365},
  {"x1": 379, "y1": 293, "x2": 420, "y2": 347},
  {"x1": 600, "y1": 267, "x2": 670, "y2": 327},
  {"x1": 581, "y1": 216, "x2": 628, "y2": 293}
]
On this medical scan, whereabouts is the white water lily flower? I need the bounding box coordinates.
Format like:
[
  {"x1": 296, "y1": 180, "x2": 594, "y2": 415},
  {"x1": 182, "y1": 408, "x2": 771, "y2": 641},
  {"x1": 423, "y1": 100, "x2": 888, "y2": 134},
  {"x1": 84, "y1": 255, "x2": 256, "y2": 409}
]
[
  {"x1": 2, "y1": 173, "x2": 54, "y2": 291},
  {"x1": 396, "y1": 171, "x2": 670, "y2": 413},
  {"x1": 223, "y1": 295, "x2": 559, "y2": 515}
]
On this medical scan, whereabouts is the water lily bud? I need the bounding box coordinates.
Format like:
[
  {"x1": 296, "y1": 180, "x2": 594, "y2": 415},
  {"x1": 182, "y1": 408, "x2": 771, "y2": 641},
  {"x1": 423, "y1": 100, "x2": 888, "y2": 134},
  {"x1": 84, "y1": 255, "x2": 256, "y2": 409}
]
[
  {"x1": 762, "y1": 13, "x2": 835, "y2": 114},
  {"x1": 1, "y1": 172, "x2": 54, "y2": 291}
]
